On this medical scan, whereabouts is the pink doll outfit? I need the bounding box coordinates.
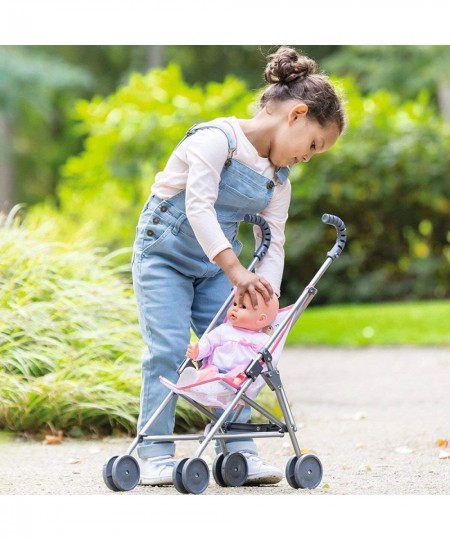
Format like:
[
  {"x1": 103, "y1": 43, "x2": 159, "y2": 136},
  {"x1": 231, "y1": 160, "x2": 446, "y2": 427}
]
[
  {"x1": 160, "y1": 306, "x2": 293, "y2": 407},
  {"x1": 196, "y1": 320, "x2": 273, "y2": 372}
]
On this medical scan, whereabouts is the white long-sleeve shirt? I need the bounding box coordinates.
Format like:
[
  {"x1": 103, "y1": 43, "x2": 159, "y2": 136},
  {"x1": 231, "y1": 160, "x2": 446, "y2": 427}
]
[{"x1": 151, "y1": 117, "x2": 291, "y2": 295}]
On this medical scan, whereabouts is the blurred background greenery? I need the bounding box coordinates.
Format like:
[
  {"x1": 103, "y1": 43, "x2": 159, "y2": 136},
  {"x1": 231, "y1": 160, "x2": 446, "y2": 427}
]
[
  {"x1": 1, "y1": 45, "x2": 449, "y2": 436},
  {"x1": 2, "y1": 45, "x2": 449, "y2": 304}
]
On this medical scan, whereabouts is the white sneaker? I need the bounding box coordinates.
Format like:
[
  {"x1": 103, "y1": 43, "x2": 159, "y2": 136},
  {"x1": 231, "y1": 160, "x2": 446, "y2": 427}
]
[
  {"x1": 138, "y1": 455, "x2": 175, "y2": 486},
  {"x1": 241, "y1": 452, "x2": 283, "y2": 485}
]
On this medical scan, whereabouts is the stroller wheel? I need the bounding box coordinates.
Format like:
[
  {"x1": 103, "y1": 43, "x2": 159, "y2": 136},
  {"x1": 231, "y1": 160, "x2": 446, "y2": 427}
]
[
  {"x1": 285, "y1": 456, "x2": 300, "y2": 489},
  {"x1": 294, "y1": 454, "x2": 323, "y2": 489},
  {"x1": 102, "y1": 455, "x2": 120, "y2": 491},
  {"x1": 221, "y1": 452, "x2": 248, "y2": 487},
  {"x1": 173, "y1": 458, "x2": 190, "y2": 494},
  {"x1": 212, "y1": 453, "x2": 228, "y2": 487},
  {"x1": 111, "y1": 455, "x2": 140, "y2": 491},
  {"x1": 180, "y1": 458, "x2": 210, "y2": 495}
]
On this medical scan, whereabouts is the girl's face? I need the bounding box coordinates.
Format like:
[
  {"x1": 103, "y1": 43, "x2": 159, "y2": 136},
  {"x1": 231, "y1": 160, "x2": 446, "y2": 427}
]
[{"x1": 268, "y1": 103, "x2": 341, "y2": 168}]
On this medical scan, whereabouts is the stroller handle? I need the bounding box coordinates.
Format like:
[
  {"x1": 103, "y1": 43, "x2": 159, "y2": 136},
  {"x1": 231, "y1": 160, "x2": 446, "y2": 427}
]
[
  {"x1": 244, "y1": 214, "x2": 272, "y2": 261},
  {"x1": 322, "y1": 213, "x2": 347, "y2": 260}
]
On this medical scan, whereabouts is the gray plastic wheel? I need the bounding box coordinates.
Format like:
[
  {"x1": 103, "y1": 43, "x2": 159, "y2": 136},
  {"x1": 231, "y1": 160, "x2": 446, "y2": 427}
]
[
  {"x1": 212, "y1": 453, "x2": 227, "y2": 487},
  {"x1": 181, "y1": 458, "x2": 210, "y2": 495},
  {"x1": 102, "y1": 455, "x2": 120, "y2": 491},
  {"x1": 285, "y1": 456, "x2": 300, "y2": 489},
  {"x1": 173, "y1": 458, "x2": 189, "y2": 494},
  {"x1": 111, "y1": 455, "x2": 140, "y2": 491},
  {"x1": 294, "y1": 454, "x2": 323, "y2": 489},
  {"x1": 221, "y1": 452, "x2": 248, "y2": 487}
]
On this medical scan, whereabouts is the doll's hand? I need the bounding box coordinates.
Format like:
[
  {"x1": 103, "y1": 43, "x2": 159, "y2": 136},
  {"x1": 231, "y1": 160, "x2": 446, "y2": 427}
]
[{"x1": 186, "y1": 342, "x2": 199, "y2": 360}]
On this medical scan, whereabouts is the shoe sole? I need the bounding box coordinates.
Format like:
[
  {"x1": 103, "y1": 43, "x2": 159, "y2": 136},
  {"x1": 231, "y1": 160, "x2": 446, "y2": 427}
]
[
  {"x1": 139, "y1": 478, "x2": 173, "y2": 486},
  {"x1": 244, "y1": 474, "x2": 283, "y2": 486}
]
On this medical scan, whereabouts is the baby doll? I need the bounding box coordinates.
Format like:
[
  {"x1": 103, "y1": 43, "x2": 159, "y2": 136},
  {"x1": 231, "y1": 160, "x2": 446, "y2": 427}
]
[{"x1": 179, "y1": 290, "x2": 279, "y2": 386}]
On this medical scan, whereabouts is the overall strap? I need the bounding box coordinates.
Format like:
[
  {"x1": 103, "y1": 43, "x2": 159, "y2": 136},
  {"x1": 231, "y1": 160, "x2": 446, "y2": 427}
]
[
  {"x1": 274, "y1": 165, "x2": 290, "y2": 185},
  {"x1": 180, "y1": 119, "x2": 290, "y2": 183},
  {"x1": 184, "y1": 119, "x2": 237, "y2": 164}
]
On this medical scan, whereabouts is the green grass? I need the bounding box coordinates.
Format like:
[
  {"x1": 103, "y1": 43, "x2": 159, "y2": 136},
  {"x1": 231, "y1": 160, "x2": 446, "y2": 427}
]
[
  {"x1": 286, "y1": 300, "x2": 450, "y2": 346},
  {"x1": 0, "y1": 430, "x2": 15, "y2": 443}
]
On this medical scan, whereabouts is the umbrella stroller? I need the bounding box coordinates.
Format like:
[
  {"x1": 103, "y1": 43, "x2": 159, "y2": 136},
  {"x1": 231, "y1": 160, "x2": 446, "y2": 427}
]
[{"x1": 103, "y1": 213, "x2": 347, "y2": 494}]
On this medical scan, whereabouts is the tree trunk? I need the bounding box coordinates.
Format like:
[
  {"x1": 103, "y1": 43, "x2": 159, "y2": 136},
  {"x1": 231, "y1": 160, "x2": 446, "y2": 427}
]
[
  {"x1": 146, "y1": 46, "x2": 166, "y2": 70},
  {"x1": 438, "y1": 81, "x2": 450, "y2": 122},
  {"x1": 0, "y1": 112, "x2": 14, "y2": 213}
]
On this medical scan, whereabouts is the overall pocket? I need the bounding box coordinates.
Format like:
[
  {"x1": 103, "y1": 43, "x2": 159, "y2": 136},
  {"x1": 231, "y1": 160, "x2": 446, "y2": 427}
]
[{"x1": 133, "y1": 207, "x2": 175, "y2": 259}]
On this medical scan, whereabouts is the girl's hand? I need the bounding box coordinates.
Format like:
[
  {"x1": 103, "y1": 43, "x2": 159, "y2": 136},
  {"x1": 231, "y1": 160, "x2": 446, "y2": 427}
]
[
  {"x1": 228, "y1": 265, "x2": 274, "y2": 309},
  {"x1": 186, "y1": 342, "x2": 199, "y2": 359},
  {"x1": 213, "y1": 248, "x2": 274, "y2": 309}
]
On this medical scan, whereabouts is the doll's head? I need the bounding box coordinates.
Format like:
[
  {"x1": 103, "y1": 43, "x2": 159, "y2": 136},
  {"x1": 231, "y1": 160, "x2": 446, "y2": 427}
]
[{"x1": 227, "y1": 291, "x2": 279, "y2": 331}]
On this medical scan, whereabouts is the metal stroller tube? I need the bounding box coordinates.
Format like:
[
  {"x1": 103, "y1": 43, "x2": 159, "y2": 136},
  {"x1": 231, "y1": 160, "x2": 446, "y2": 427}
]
[
  {"x1": 244, "y1": 214, "x2": 272, "y2": 260},
  {"x1": 321, "y1": 213, "x2": 347, "y2": 260}
]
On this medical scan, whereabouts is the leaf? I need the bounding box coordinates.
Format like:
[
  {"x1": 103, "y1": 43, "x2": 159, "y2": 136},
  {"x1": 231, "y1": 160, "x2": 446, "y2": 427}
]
[{"x1": 435, "y1": 439, "x2": 449, "y2": 447}]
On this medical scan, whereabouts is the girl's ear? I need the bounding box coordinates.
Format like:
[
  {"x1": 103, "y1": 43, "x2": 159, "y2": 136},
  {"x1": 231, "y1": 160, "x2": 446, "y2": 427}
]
[{"x1": 288, "y1": 103, "x2": 309, "y2": 124}]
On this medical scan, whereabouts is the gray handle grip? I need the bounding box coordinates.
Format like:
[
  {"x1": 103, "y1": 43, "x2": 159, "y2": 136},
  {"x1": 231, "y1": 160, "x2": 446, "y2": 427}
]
[
  {"x1": 322, "y1": 213, "x2": 347, "y2": 260},
  {"x1": 244, "y1": 214, "x2": 272, "y2": 261}
]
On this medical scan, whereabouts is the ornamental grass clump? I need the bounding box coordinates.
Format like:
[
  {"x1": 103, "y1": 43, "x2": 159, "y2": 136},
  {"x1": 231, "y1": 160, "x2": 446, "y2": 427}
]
[{"x1": 0, "y1": 209, "x2": 210, "y2": 436}]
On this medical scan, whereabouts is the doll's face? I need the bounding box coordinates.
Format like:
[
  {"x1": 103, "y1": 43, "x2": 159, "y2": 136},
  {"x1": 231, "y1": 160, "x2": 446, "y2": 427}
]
[{"x1": 227, "y1": 291, "x2": 279, "y2": 331}]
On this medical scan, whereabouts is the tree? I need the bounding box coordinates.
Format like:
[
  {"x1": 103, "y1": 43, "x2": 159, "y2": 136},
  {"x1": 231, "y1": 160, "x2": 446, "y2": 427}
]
[
  {"x1": 324, "y1": 45, "x2": 450, "y2": 120},
  {"x1": 0, "y1": 46, "x2": 92, "y2": 210}
]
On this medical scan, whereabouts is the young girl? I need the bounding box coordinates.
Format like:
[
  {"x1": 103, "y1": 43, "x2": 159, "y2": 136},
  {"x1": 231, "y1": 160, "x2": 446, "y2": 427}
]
[{"x1": 132, "y1": 46, "x2": 346, "y2": 486}]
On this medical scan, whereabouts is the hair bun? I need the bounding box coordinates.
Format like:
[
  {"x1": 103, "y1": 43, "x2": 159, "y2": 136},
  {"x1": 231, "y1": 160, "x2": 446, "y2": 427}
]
[{"x1": 264, "y1": 46, "x2": 317, "y2": 84}]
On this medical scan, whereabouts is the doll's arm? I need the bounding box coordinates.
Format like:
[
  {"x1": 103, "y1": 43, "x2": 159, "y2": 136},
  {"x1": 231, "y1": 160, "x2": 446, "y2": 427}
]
[
  {"x1": 188, "y1": 326, "x2": 224, "y2": 361},
  {"x1": 186, "y1": 342, "x2": 199, "y2": 360}
]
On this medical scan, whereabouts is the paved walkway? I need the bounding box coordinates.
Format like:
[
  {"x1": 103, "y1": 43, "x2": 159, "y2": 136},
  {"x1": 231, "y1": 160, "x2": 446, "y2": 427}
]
[{"x1": 1, "y1": 346, "x2": 449, "y2": 496}]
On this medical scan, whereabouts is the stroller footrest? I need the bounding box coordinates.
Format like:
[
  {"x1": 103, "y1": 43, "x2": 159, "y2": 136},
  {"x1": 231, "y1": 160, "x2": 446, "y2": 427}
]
[{"x1": 223, "y1": 422, "x2": 287, "y2": 433}]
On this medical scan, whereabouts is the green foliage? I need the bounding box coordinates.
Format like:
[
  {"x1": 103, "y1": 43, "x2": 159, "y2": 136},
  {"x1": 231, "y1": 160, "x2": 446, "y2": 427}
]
[
  {"x1": 0, "y1": 209, "x2": 212, "y2": 435},
  {"x1": 31, "y1": 66, "x2": 450, "y2": 305},
  {"x1": 36, "y1": 64, "x2": 255, "y2": 250},
  {"x1": 0, "y1": 46, "x2": 94, "y2": 207},
  {"x1": 324, "y1": 45, "x2": 450, "y2": 104},
  {"x1": 282, "y1": 79, "x2": 450, "y2": 304}
]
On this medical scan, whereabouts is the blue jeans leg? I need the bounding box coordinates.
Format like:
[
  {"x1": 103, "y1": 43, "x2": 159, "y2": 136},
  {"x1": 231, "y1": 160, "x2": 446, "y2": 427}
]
[{"x1": 133, "y1": 255, "x2": 194, "y2": 459}]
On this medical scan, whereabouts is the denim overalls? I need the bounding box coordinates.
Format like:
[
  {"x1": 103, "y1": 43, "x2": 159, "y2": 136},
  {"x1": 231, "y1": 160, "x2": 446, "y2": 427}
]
[{"x1": 131, "y1": 119, "x2": 289, "y2": 459}]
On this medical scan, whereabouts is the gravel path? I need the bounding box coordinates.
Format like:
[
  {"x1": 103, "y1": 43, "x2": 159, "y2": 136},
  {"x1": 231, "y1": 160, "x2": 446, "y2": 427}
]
[{"x1": 1, "y1": 346, "x2": 449, "y2": 496}]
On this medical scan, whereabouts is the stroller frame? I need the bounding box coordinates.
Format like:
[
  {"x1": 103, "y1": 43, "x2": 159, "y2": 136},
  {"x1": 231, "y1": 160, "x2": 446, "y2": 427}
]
[{"x1": 103, "y1": 213, "x2": 347, "y2": 494}]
